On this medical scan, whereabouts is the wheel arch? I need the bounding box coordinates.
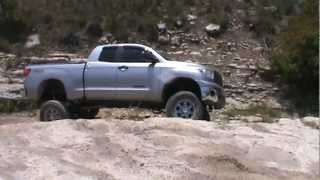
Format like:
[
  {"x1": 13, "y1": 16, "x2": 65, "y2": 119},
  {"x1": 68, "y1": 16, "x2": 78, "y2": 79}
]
[
  {"x1": 162, "y1": 77, "x2": 201, "y2": 104},
  {"x1": 38, "y1": 79, "x2": 67, "y2": 103}
]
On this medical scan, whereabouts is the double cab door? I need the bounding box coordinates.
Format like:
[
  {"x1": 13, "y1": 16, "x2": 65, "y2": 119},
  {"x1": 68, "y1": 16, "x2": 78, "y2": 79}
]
[{"x1": 84, "y1": 46, "x2": 158, "y2": 101}]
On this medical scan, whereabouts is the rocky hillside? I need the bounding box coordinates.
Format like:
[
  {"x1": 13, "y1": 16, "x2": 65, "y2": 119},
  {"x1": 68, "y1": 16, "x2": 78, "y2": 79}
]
[
  {"x1": 0, "y1": 117, "x2": 318, "y2": 180},
  {"x1": 0, "y1": 1, "x2": 317, "y2": 117},
  {"x1": 0, "y1": 0, "x2": 318, "y2": 114},
  {"x1": 0, "y1": 8, "x2": 292, "y2": 121}
]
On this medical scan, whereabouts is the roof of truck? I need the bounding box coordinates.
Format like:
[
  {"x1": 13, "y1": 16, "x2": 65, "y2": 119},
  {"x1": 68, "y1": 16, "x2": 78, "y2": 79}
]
[
  {"x1": 98, "y1": 43, "x2": 148, "y2": 48},
  {"x1": 88, "y1": 43, "x2": 166, "y2": 62}
]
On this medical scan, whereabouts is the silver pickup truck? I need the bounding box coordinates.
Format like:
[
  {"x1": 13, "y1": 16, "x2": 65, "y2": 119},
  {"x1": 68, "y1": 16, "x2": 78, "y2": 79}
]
[{"x1": 24, "y1": 44, "x2": 225, "y2": 121}]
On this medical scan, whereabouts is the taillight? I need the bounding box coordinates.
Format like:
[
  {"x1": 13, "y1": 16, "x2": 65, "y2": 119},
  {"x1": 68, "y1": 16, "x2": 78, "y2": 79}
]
[{"x1": 23, "y1": 68, "x2": 31, "y2": 77}]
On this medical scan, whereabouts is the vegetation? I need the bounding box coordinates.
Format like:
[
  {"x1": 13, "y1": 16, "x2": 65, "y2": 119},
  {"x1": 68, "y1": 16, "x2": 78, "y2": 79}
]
[
  {"x1": 242, "y1": 0, "x2": 302, "y2": 37},
  {"x1": 0, "y1": 0, "x2": 235, "y2": 46},
  {"x1": 0, "y1": 99, "x2": 37, "y2": 113},
  {"x1": 272, "y1": 0, "x2": 319, "y2": 115},
  {"x1": 0, "y1": 0, "x2": 305, "y2": 46},
  {"x1": 224, "y1": 104, "x2": 283, "y2": 123}
]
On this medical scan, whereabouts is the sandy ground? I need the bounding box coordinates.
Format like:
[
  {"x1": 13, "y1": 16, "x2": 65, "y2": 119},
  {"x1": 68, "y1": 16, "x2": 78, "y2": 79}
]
[{"x1": 0, "y1": 115, "x2": 318, "y2": 180}]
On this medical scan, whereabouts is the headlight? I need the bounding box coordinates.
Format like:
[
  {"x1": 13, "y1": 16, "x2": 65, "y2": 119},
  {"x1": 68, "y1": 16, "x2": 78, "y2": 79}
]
[{"x1": 199, "y1": 69, "x2": 215, "y2": 80}]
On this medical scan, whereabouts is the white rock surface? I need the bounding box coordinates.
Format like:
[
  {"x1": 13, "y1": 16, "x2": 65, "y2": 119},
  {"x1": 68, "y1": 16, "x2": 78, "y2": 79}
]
[
  {"x1": 0, "y1": 118, "x2": 318, "y2": 180},
  {"x1": 157, "y1": 22, "x2": 167, "y2": 32},
  {"x1": 186, "y1": 14, "x2": 197, "y2": 22},
  {"x1": 241, "y1": 115, "x2": 263, "y2": 123}
]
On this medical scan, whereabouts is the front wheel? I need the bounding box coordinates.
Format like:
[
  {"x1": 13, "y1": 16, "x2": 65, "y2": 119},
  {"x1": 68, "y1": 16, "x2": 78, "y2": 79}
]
[
  {"x1": 40, "y1": 100, "x2": 69, "y2": 121},
  {"x1": 165, "y1": 91, "x2": 206, "y2": 120}
]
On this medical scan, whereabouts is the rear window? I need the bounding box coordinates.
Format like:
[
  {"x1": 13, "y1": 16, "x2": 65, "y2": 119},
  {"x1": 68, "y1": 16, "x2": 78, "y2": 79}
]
[{"x1": 99, "y1": 47, "x2": 118, "y2": 62}]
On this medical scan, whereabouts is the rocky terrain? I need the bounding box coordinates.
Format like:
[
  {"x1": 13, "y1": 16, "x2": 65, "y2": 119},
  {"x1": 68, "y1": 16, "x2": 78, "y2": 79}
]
[
  {"x1": 0, "y1": 117, "x2": 318, "y2": 180},
  {"x1": 0, "y1": 10, "x2": 288, "y2": 120}
]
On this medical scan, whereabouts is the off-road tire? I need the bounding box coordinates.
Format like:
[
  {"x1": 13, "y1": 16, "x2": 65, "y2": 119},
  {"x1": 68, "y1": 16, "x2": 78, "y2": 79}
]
[
  {"x1": 40, "y1": 100, "x2": 69, "y2": 121},
  {"x1": 166, "y1": 91, "x2": 206, "y2": 120}
]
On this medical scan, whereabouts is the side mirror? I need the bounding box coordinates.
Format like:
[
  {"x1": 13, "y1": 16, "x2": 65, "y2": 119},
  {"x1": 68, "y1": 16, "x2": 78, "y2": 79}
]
[
  {"x1": 143, "y1": 50, "x2": 158, "y2": 63},
  {"x1": 150, "y1": 57, "x2": 158, "y2": 64}
]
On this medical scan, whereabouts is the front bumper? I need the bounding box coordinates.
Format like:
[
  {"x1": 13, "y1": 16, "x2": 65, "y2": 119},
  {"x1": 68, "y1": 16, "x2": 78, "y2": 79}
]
[{"x1": 198, "y1": 80, "x2": 226, "y2": 109}]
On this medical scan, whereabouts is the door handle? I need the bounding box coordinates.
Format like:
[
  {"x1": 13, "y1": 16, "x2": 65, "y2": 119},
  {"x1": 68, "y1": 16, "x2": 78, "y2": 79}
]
[{"x1": 118, "y1": 66, "x2": 128, "y2": 72}]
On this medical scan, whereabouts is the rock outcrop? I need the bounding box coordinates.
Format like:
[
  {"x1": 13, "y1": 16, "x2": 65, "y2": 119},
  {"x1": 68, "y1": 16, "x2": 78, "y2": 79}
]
[{"x1": 0, "y1": 118, "x2": 318, "y2": 180}]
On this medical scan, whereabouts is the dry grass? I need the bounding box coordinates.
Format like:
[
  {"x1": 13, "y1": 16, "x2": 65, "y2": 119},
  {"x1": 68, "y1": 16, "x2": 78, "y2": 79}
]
[{"x1": 224, "y1": 104, "x2": 283, "y2": 123}]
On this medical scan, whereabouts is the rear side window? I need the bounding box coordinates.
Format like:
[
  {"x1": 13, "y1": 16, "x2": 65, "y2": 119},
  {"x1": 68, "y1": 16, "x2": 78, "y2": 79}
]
[
  {"x1": 120, "y1": 46, "x2": 150, "y2": 63},
  {"x1": 99, "y1": 47, "x2": 118, "y2": 62}
]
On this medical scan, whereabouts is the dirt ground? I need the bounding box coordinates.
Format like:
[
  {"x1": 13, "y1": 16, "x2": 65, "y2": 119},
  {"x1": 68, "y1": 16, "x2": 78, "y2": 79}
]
[{"x1": 0, "y1": 113, "x2": 318, "y2": 180}]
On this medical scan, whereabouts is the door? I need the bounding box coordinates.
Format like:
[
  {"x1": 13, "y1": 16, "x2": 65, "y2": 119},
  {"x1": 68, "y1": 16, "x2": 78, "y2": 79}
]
[
  {"x1": 115, "y1": 46, "x2": 158, "y2": 101},
  {"x1": 84, "y1": 46, "x2": 120, "y2": 100}
]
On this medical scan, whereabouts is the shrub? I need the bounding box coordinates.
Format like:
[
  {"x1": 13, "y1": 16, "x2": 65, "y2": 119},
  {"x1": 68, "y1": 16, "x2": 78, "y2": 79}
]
[
  {"x1": 0, "y1": 38, "x2": 11, "y2": 52},
  {"x1": 0, "y1": 99, "x2": 38, "y2": 113},
  {"x1": 0, "y1": 0, "x2": 238, "y2": 44},
  {"x1": 242, "y1": 0, "x2": 301, "y2": 36},
  {"x1": 224, "y1": 104, "x2": 283, "y2": 123},
  {"x1": 0, "y1": 0, "x2": 29, "y2": 44},
  {"x1": 272, "y1": 0, "x2": 319, "y2": 115}
]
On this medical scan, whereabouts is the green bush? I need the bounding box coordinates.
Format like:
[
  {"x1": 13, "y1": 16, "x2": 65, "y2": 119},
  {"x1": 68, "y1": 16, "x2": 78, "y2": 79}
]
[
  {"x1": 0, "y1": 0, "x2": 29, "y2": 43},
  {"x1": 224, "y1": 104, "x2": 283, "y2": 123},
  {"x1": 272, "y1": 0, "x2": 319, "y2": 115},
  {"x1": 0, "y1": 0, "x2": 237, "y2": 44},
  {"x1": 0, "y1": 38, "x2": 11, "y2": 52},
  {"x1": 242, "y1": 0, "x2": 301, "y2": 36},
  {"x1": 0, "y1": 99, "x2": 38, "y2": 113}
]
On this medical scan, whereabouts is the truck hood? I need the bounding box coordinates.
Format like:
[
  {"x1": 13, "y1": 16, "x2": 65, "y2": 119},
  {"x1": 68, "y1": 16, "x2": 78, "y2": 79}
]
[{"x1": 163, "y1": 60, "x2": 208, "y2": 69}]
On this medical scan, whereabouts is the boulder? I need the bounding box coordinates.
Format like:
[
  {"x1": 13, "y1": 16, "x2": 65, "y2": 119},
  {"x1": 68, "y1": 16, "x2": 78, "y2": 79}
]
[
  {"x1": 99, "y1": 36, "x2": 109, "y2": 44},
  {"x1": 175, "y1": 20, "x2": 183, "y2": 28},
  {"x1": 190, "y1": 51, "x2": 201, "y2": 56},
  {"x1": 301, "y1": 117, "x2": 320, "y2": 129},
  {"x1": 25, "y1": 34, "x2": 40, "y2": 48},
  {"x1": 242, "y1": 116, "x2": 263, "y2": 123},
  {"x1": 158, "y1": 34, "x2": 170, "y2": 45},
  {"x1": 170, "y1": 36, "x2": 181, "y2": 46},
  {"x1": 157, "y1": 22, "x2": 167, "y2": 33},
  {"x1": 205, "y1": 24, "x2": 221, "y2": 37},
  {"x1": 186, "y1": 14, "x2": 197, "y2": 22}
]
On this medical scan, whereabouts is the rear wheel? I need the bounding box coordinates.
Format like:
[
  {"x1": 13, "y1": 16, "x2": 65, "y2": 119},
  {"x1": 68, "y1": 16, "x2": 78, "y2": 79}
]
[
  {"x1": 165, "y1": 91, "x2": 206, "y2": 120},
  {"x1": 40, "y1": 100, "x2": 69, "y2": 121}
]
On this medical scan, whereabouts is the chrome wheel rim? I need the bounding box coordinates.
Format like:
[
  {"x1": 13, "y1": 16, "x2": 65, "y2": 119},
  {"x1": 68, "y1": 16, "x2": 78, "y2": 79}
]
[
  {"x1": 174, "y1": 99, "x2": 195, "y2": 119},
  {"x1": 44, "y1": 107, "x2": 62, "y2": 121}
]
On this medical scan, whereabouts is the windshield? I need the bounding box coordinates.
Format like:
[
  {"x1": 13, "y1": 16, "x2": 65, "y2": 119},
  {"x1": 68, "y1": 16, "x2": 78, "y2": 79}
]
[{"x1": 158, "y1": 51, "x2": 171, "y2": 60}]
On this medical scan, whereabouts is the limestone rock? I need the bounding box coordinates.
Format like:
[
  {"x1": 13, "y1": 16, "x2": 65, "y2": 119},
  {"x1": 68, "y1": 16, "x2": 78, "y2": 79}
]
[
  {"x1": 25, "y1": 34, "x2": 40, "y2": 48},
  {"x1": 301, "y1": 117, "x2": 320, "y2": 129},
  {"x1": 157, "y1": 22, "x2": 167, "y2": 33},
  {"x1": 158, "y1": 34, "x2": 170, "y2": 45},
  {"x1": 205, "y1": 24, "x2": 221, "y2": 37},
  {"x1": 241, "y1": 116, "x2": 263, "y2": 123}
]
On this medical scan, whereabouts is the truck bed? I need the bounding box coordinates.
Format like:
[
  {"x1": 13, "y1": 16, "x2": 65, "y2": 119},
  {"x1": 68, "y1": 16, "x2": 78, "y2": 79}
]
[{"x1": 24, "y1": 63, "x2": 87, "y2": 101}]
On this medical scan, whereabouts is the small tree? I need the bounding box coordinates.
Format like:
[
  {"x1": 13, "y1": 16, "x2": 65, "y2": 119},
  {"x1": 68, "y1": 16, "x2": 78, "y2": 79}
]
[{"x1": 272, "y1": 0, "x2": 319, "y2": 115}]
